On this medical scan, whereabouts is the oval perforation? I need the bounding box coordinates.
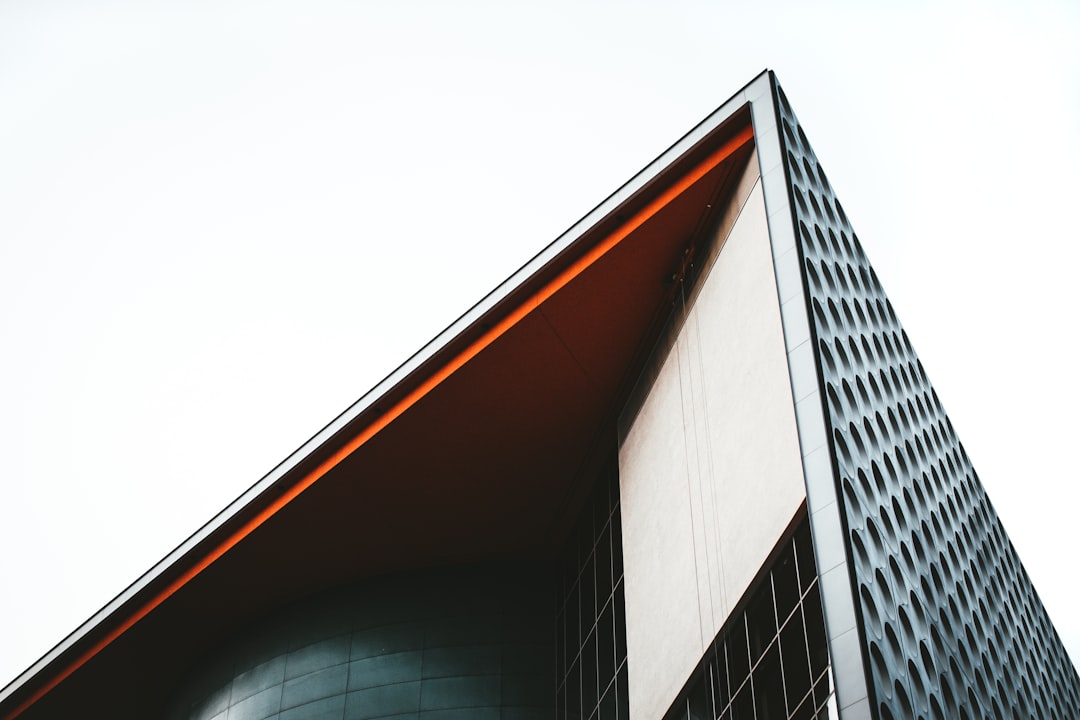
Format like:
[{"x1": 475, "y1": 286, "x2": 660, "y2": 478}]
[{"x1": 772, "y1": 81, "x2": 1080, "y2": 717}]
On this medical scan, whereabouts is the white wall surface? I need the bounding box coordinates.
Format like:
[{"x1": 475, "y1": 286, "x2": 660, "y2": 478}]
[{"x1": 618, "y1": 161, "x2": 807, "y2": 720}]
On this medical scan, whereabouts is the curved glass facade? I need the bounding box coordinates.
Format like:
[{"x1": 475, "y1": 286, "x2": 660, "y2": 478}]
[{"x1": 168, "y1": 564, "x2": 554, "y2": 720}]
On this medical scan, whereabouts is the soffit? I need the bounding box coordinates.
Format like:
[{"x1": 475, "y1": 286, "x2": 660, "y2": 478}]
[{"x1": 5, "y1": 105, "x2": 757, "y2": 720}]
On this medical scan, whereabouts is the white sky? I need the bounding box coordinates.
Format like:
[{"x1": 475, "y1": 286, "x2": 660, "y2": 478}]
[{"x1": 1, "y1": 0, "x2": 1078, "y2": 691}]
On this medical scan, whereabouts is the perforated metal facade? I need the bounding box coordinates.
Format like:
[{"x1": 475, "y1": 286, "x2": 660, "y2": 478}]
[{"x1": 769, "y1": 77, "x2": 1080, "y2": 718}]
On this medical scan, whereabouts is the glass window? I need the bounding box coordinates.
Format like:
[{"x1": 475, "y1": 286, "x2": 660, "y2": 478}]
[
  {"x1": 558, "y1": 455, "x2": 627, "y2": 720},
  {"x1": 660, "y1": 511, "x2": 833, "y2": 720}
]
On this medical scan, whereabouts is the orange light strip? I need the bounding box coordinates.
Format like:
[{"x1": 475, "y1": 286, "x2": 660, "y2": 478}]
[{"x1": 3, "y1": 123, "x2": 753, "y2": 720}]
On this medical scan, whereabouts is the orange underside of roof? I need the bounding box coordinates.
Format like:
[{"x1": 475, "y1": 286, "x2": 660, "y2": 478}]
[{"x1": 5, "y1": 113, "x2": 755, "y2": 720}]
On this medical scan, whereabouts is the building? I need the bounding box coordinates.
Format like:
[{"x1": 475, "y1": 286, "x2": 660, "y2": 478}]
[{"x1": 2, "y1": 70, "x2": 1078, "y2": 720}]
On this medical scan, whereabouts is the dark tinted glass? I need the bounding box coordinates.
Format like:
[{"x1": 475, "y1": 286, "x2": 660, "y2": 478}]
[
  {"x1": 746, "y1": 581, "x2": 776, "y2": 662},
  {"x1": 772, "y1": 545, "x2": 800, "y2": 625},
  {"x1": 660, "y1": 514, "x2": 833, "y2": 720},
  {"x1": 780, "y1": 608, "x2": 811, "y2": 712},
  {"x1": 754, "y1": 644, "x2": 784, "y2": 720},
  {"x1": 558, "y1": 454, "x2": 627, "y2": 720}
]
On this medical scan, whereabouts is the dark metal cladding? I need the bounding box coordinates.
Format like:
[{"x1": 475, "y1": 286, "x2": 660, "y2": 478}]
[{"x1": 771, "y1": 76, "x2": 1080, "y2": 719}]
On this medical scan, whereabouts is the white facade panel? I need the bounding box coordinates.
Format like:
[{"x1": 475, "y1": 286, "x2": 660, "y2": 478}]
[{"x1": 619, "y1": 161, "x2": 807, "y2": 720}]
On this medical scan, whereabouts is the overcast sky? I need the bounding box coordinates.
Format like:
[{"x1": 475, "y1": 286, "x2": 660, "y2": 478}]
[{"x1": 2, "y1": 0, "x2": 1078, "y2": 690}]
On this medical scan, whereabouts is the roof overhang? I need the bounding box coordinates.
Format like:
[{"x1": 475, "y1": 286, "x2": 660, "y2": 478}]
[{"x1": 1, "y1": 74, "x2": 767, "y2": 720}]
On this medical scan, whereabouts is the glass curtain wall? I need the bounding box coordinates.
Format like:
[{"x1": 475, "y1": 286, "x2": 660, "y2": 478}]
[
  {"x1": 556, "y1": 456, "x2": 628, "y2": 720},
  {"x1": 664, "y1": 515, "x2": 832, "y2": 720}
]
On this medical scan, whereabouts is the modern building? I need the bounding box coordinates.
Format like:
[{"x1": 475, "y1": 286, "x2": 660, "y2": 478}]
[{"x1": 2, "y1": 71, "x2": 1077, "y2": 720}]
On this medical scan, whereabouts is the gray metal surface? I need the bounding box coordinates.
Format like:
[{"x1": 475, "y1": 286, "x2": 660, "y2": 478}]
[{"x1": 771, "y1": 75, "x2": 1080, "y2": 718}]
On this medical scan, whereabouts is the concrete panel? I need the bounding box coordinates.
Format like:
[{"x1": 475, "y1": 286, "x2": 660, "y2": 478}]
[
  {"x1": 618, "y1": 337, "x2": 707, "y2": 720},
  {"x1": 694, "y1": 182, "x2": 806, "y2": 615},
  {"x1": 619, "y1": 168, "x2": 806, "y2": 720}
]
